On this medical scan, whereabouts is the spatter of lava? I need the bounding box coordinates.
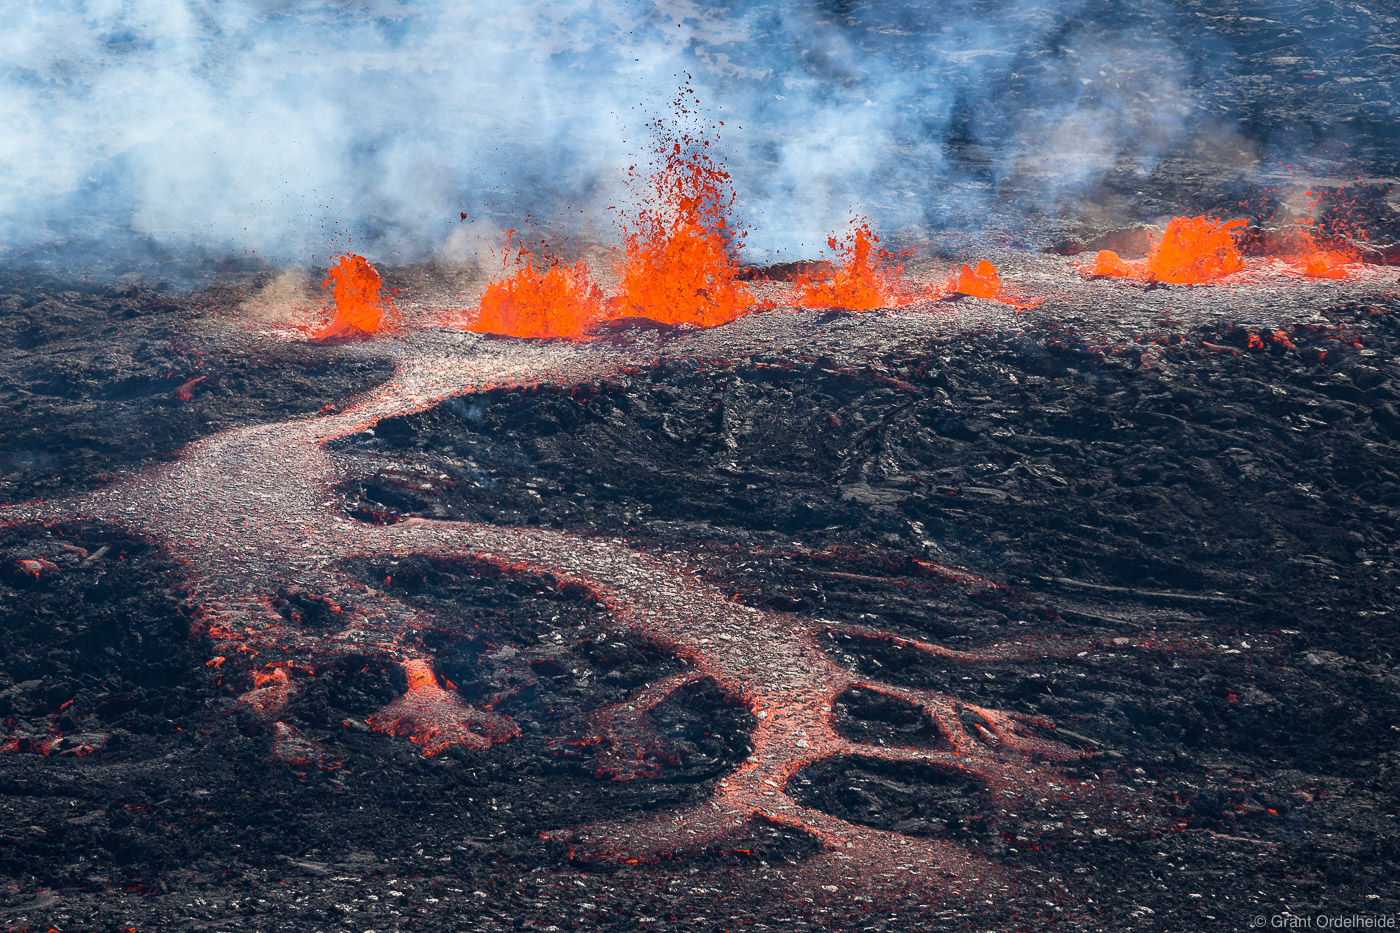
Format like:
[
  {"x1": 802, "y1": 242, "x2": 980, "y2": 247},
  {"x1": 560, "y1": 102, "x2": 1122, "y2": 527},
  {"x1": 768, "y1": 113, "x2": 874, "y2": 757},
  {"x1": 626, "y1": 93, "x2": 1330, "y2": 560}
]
[
  {"x1": 1275, "y1": 221, "x2": 1357, "y2": 279},
  {"x1": 467, "y1": 90, "x2": 766, "y2": 339},
  {"x1": 792, "y1": 221, "x2": 921, "y2": 311},
  {"x1": 315, "y1": 253, "x2": 397, "y2": 340},
  {"x1": 613, "y1": 110, "x2": 766, "y2": 327},
  {"x1": 1083, "y1": 214, "x2": 1361, "y2": 285},
  {"x1": 1086, "y1": 215, "x2": 1247, "y2": 285},
  {"x1": 470, "y1": 234, "x2": 607, "y2": 340},
  {"x1": 791, "y1": 229, "x2": 1033, "y2": 310}
]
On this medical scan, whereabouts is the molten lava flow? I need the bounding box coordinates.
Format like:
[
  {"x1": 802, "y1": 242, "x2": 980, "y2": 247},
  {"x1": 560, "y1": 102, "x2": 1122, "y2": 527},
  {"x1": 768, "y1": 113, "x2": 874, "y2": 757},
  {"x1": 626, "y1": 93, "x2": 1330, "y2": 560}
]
[
  {"x1": 0, "y1": 306, "x2": 1194, "y2": 895},
  {"x1": 471, "y1": 256, "x2": 608, "y2": 339},
  {"x1": 367, "y1": 658, "x2": 517, "y2": 756},
  {"x1": 1086, "y1": 216, "x2": 1246, "y2": 285},
  {"x1": 794, "y1": 222, "x2": 914, "y2": 311},
  {"x1": 614, "y1": 109, "x2": 763, "y2": 327},
  {"x1": 315, "y1": 254, "x2": 395, "y2": 340}
]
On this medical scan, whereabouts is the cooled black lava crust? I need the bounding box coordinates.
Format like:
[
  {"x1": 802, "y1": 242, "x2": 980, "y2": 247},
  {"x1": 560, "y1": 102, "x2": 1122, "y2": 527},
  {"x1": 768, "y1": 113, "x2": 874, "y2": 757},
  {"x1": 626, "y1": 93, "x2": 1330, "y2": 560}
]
[
  {"x1": 0, "y1": 271, "x2": 393, "y2": 503},
  {"x1": 3, "y1": 301, "x2": 1399, "y2": 931}
]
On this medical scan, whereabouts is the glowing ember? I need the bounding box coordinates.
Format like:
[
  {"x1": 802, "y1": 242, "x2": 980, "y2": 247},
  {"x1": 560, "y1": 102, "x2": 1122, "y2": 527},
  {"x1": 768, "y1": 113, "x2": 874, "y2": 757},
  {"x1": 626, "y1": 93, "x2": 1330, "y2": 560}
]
[
  {"x1": 16, "y1": 557, "x2": 59, "y2": 577},
  {"x1": 793, "y1": 222, "x2": 914, "y2": 311},
  {"x1": 471, "y1": 252, "x2": 608, "y2": 340},
  {"x1": 614, "y1": 105, "x2": 763, "y2": 327},
  {"x1": 240, "y1": 664, "x2": 297, "y2": 715},
  {"x1": 1087, "y1": 216, "x2": 1246, "y2": 285},
  {"x1": 315, "y1": 253, "x2": 396, "y2": 340},
  {"x1": 174, "y1": 375, "x2": 206, "y2": 402}
]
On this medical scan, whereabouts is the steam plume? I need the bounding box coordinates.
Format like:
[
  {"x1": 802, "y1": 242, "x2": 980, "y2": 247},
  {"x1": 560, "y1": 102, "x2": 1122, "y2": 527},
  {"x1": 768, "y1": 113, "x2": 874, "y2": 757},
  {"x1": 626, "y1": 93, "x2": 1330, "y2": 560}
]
[{"x1": 1, "y1": 0, "x2": 1390, "y2": 272}]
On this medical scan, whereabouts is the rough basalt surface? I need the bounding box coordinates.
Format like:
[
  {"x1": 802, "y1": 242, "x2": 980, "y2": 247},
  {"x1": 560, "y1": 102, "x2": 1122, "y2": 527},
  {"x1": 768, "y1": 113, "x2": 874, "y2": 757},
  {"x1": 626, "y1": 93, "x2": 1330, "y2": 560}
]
[{"x1": 1, "y1": 258, "x2": 1398, "y2": 930}]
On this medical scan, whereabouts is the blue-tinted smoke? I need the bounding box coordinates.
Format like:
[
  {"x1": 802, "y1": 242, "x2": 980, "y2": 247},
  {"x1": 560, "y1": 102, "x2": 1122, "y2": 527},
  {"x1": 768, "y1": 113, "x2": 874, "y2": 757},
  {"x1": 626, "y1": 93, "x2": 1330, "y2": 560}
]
[{"x1": 0, "y1": 0, "x2": 1390, "y2": 270}]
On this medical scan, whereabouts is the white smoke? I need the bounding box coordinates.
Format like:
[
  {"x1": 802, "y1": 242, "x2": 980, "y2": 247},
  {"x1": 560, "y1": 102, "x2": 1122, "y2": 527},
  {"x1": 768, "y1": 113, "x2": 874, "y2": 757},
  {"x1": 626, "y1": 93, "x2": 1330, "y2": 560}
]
[{"x1": 0, "y1": 0, "x2": 1365, "y2": 272}]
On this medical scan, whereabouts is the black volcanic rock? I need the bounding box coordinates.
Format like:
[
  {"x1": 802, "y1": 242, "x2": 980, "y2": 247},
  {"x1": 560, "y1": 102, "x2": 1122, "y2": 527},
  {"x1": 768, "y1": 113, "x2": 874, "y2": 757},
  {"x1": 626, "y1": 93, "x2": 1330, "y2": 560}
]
[{"x1": 0, "y1": 271, "x2": 392, "y2": 505}]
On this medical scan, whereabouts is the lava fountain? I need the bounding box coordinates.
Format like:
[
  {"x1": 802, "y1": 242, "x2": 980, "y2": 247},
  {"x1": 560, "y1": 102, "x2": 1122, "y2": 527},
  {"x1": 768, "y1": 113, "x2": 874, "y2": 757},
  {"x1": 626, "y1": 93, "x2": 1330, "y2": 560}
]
[
  {"x1": 1276, "y1": 221, "x2": 1357, "y2": 279},
  {"x1": 792, "y1": 221, "x2": 917, "y2": 311},
  {"x1": 1086, "y1": 215, "x2": 1247, "y2": 284},
  {"x1": 470, "y1": 241, "x2": 608, "y2": 340},
  {"x1": 946, "y1": 259, "x2": 1004, "y2": 299},
  {"x1": 613, "y1": 110, "x2": 765, "y2": 327},
  {"x1": 467, "y1": 90, "x2": 766, "y2": 339},
  {"x1": 315, "y1": 253, "x2": 397, "y2": 340}
]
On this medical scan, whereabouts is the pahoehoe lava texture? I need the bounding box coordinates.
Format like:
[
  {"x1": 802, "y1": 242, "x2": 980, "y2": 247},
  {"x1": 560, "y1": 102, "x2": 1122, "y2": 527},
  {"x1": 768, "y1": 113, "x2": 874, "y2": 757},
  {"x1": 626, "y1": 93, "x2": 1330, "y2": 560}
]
[
  {"x1": 336, "y1": 304, "x2": 1400, "y2": 922},
  {"x1": 2, "y1": 297, "x2": 1399, "y2": 931}
]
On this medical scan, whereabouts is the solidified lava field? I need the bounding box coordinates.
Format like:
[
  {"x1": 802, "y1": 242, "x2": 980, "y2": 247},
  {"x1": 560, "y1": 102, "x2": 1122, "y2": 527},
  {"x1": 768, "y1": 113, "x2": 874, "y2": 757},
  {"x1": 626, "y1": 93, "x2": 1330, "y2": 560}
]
[
  {"x1": 1, "y1": 247, "x2": 1399, "y2": 932},
  {"x1": 5, "y1": 0, "x2": 1400, "y2": 927}
]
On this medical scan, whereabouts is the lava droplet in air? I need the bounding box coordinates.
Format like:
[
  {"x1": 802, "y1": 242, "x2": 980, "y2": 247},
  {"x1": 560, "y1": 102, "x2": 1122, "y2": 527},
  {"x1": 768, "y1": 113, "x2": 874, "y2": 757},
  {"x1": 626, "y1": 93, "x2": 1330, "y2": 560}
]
[
  {"x1": 794, "y1": 222, "x2": 916, "y2": 311},
  {"x1": 1085, "y1": 216, "x2": 1246, "y2": 285},
  {"x1": 314, "y1": 254, "x2": 396, "y2": 340}
]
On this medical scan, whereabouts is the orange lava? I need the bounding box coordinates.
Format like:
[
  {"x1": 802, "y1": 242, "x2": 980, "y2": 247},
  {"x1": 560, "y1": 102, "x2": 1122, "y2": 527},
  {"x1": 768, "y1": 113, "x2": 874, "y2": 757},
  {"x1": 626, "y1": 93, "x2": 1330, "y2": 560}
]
[
  {"x1": 1151, "y1": 216, "x2": 1246, "y2": 283},
  {"x1": 240, "y1": 665, "x2": 296, "y2": 715},
  {"x1": 1295, "y1": 250, "x2": 1352, "y2": 278},
  {"x1": 315, "y1": 254, "x2": 395, "y2": 339},
  {"x1": 17, "y1": 557, "x2": 59, "y2": 577},
  {"x1": 1088, "y1": 249, "x2": 1142, "y2": 278},
  {"x1": 946, "y1": 259, "x2": 1003, "y2": 299},
  {"x1": 1087, "y1": 216, "x2": 1246, "y2": 285},
  {"x1": 613, "y1": 113, "x2": 763, "y2": 327},
  {"x1": 471, "y1": 255, "x2": 607, "y2": 339},
  {"x1": 367, "y1": 658, "x2": 517, "y2": 756},
  {"x1": 1278, "y1": 222, "x2": 1355, "y2": 279},
  {"x1": 794, "y1": 222, "x2": 913, "y2": 311},
  {"x1": 466, "y1": 92, "x2": 764, "y2": 338}
]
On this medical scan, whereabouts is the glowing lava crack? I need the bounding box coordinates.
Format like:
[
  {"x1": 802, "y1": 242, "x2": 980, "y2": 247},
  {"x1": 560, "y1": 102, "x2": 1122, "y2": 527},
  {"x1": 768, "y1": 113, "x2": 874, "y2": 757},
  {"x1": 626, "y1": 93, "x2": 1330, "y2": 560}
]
[{"x1": 2, "y1": 315, "x2": 1160, "y2": 895}]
